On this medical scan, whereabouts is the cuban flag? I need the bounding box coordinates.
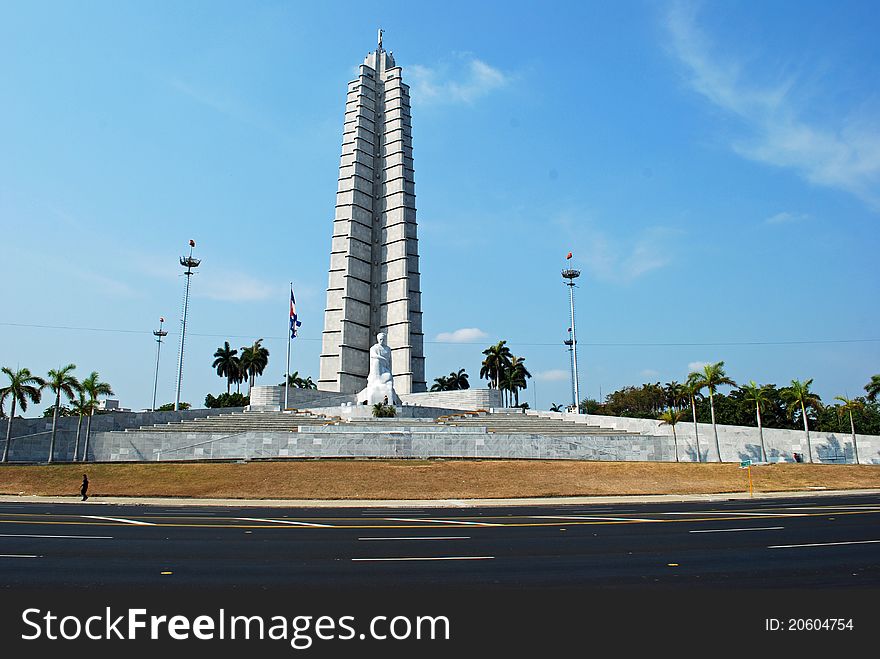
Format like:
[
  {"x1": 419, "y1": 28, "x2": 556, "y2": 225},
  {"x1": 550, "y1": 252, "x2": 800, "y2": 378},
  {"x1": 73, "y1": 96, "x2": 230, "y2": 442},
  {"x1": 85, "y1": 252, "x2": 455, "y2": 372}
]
[{"x1": 290, "y1": 286, "x2": 302, "y2": 339}]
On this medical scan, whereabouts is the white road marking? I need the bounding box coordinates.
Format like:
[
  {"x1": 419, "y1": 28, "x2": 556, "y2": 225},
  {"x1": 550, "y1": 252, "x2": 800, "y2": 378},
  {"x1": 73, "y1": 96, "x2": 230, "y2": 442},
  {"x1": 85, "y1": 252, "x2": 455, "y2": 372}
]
[
  {"x1": 358, "y1": 536, "x2": 471, "y2": 541},
  {"x1": 531, "y1": 515, "x2": 659, "y2": 523},
  {"x1": 83, "y1": 516, "x2": 156, "y2": 526},
  {"x1": 662, "y1": 511, "x2": 807, "y2": 517},
  {"x1": 352, "y1": 556, "x2": 494, "y2": 562},
  {"x1": 0, "y1": 554, "x2": 40, "y2": 558},
  {"x1": 0, "y1": 533, "x2": 113, "y2": 539},
  {"x1": 384, "y1": 518, "x2": 502, "y2": 527},
  {"x1": 690, "y1": 526, "x2": 785, "y2": 534},
  {"x1": 769, "y1": 539, "x2": 880, "y2": 549},
  {"x1": 235, "y1": 517, "x2": 333, "y2": 528}
]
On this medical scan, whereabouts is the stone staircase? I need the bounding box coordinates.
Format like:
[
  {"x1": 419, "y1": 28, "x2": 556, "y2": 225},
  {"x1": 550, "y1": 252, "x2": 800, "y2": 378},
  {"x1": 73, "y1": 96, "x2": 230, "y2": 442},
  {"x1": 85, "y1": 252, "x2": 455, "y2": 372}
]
[
  {"x1": 130, "y1": 410, "x2": 339, "y2": 433},
  {"x1": 436, "y1": 412, "x2": 641, "y2": 435}
]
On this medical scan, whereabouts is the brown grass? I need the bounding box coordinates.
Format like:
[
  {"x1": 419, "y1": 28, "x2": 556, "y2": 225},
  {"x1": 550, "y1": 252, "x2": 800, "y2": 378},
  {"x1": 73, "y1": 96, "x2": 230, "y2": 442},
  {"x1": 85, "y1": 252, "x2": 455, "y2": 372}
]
[{"x1": 0, "y1": 460, "x2": 878, "y2": 500}]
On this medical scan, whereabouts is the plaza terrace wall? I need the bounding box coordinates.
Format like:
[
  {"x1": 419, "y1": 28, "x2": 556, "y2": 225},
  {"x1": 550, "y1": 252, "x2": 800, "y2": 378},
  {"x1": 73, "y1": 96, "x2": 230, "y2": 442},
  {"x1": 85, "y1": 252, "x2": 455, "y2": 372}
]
[{"x1": 530, "y1": 411, "x2": 880, "y2": 464}]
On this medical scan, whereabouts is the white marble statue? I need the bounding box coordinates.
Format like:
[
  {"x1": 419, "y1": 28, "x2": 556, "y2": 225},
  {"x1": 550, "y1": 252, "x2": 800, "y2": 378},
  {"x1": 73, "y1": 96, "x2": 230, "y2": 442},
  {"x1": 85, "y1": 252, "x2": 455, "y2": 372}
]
[{"x1": 357, "y1": 332, "x2": 400, "y2": 405}]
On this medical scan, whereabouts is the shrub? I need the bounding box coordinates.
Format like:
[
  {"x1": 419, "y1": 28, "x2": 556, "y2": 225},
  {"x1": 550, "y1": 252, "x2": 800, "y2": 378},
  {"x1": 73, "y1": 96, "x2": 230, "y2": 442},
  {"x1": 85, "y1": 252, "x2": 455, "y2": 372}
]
[{"x1": 372, "y1": 403, "x2": 397, "y2": 418}]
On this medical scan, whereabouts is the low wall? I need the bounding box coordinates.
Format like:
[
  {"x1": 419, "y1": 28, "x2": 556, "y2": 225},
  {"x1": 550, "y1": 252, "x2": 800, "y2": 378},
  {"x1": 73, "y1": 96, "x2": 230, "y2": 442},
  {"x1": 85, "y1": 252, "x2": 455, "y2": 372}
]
[
  {"x1": 0, "y1": 408, "x2": 245, "y2": 463},
  {"x1": 305, "y1": 405, "x2": 466, "y2": 420},
  {"x1": 526, "y1": 411, "x2": 880, "y2": 464},
  {"x1": 250, "y1": 386, "x2": 501, "y2": 412},
  {"x1": 399, "y1": 389, "x2": 501, "y2": 410},
  {"x1": 86, "y1": 429, "x2": 671, "y2": 462}
]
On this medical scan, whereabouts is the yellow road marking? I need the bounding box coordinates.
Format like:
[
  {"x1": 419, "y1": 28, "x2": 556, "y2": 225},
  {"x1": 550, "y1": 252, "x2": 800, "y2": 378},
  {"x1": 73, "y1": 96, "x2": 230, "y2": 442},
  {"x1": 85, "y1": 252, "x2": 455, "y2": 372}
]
[{"x1": 0, "y1": 509, "x2": 876, "y2": 529}]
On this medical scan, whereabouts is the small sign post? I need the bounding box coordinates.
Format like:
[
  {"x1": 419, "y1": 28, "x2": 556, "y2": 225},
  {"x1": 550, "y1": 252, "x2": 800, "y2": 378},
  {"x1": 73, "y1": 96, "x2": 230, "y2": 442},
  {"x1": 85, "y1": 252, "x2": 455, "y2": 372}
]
[{"x1": 740, "y1": 459, "x2": 753, "y2": 497}]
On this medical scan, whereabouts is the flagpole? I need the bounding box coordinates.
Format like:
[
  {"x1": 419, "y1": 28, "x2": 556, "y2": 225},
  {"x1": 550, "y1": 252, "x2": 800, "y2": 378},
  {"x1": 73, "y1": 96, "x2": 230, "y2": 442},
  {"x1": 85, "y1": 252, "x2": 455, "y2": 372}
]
[{"x1": 285, "y1": 281, "x2": 292, "y2": 411}]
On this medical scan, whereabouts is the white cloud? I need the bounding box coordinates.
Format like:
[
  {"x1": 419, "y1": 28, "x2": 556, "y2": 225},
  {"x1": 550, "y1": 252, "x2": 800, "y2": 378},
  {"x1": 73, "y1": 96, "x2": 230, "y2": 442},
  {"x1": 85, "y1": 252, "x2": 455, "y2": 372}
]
[
  {"x1": 197, "y1": 272, "x2": 274, "y2": 302},
  {"x1": 536, "y1": 369, "x2": 570, "y2": 382},
  {"x1": 765, "y1": 211, "x2": 809, "y2": 225},
  {"x1": 562, "y1": 218, "x2": 679, "y2": 283},
  {"x1": 435, "y1": 327, "x2": 489, "y2": 343},
  {"x1": 640, "y1": 369, "x2": 660, "y2": 379},
  {"x1": 408, "y1": 55, "x2": 511, "y2": 105},
  {"x1": 688, "y1": 361, "x2": 710, "y2": 373},
  {"x1": 666, "y1": 2, "x2": 880, "y2": 210}
]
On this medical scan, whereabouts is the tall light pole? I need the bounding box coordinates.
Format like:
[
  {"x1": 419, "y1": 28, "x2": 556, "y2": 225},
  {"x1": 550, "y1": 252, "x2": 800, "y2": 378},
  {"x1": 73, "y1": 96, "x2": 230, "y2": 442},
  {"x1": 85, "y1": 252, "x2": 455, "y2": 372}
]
[
  {"x1": 564, "y1": 328, "x2": 576, "y2": 409},
  {"x1": 151, "y1": 317, "x2": 168, "y2": 411},
  {"x1": 562, "y1": 267, "x2": 581, "y2": 413},
  {"x1": 174, "y1": 240, "x2": 200, "y2": 411}
]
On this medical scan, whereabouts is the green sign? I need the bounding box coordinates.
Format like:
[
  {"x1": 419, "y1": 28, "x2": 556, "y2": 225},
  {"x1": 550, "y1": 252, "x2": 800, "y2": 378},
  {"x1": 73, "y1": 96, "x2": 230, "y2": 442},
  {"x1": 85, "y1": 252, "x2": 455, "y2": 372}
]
[{"x1": 740, "y1": 460, "x2": 752, "y2": 468}]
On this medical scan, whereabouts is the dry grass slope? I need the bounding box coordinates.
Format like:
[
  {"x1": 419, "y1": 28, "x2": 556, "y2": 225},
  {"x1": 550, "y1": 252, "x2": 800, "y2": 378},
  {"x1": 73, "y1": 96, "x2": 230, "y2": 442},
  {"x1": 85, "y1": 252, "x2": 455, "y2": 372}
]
[{"x1": 0, "y1": 461, "x2": 878, "y2": 500}]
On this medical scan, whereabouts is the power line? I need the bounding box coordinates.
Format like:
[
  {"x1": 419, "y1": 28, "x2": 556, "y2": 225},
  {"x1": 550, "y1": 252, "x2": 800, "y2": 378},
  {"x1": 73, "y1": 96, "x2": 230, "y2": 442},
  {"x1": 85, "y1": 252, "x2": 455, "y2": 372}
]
[{"x1": 1, "y1": 322, "x2": 878, "y2": 348}]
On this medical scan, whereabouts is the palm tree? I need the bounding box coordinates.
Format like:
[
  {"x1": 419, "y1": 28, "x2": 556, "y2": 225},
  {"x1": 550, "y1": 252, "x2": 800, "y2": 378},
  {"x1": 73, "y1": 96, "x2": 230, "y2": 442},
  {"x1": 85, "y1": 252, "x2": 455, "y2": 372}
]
[
  {"x1": 480, "y1": 340, "x2": 512, "y2": 393},
  {"x1": 239, "y1": 339, "x2": 270, "y2": 392},
  {"x1": 447, "y1": 368, "x2": 470, "y2": 390},
  {"x1": 212, "y1": 342, "x2": 240, "y2": 395},
  {"x1": 694, "y1": 361, "x2": 736, "y2": 462},
  {"x1": 70, "y1": 390, "x2": 93, "y2": 462},
  {"x1": 780, "y1": 379, "x2": 822, "y2": 463},
  {"x1": 865, "y1": 375, "x2": 880, "y2": 403},
  {"x1": 740, "y1": 381, "x2": 772, "y2": 462},
  {"x1": 282, "y1": 371, "x2": 318, "y2": 390},
  {"x1": 506, "y1": 356, "x2": 531, "y2": 407},
  {"x1": 834, "y1": 395, "x2": 863, "y2": 464},
  {"x1": 683, "y1": 374, "x2": 704, "y2": 462},
  {"x1": 659, "y1": 407, "x2": 686, "y2": 462},
  {"x1": 550, "y1": 403, "x2": 564, "y2": 412},
  {"x1": 80, "y1": 371, "x2": 113, "y2": 462},
  {"x1": 1, "y1": 367, "x2": 46, "y2": 462},
  {"x1": 664, "y1": 381, "x2": 685, "y2": 411},
  {"x1": 430, "y1": 376, "x2": 450, "y2": 392},
  {"x1": 46, "y1": 364, "x2": 80, "y2": 463}
]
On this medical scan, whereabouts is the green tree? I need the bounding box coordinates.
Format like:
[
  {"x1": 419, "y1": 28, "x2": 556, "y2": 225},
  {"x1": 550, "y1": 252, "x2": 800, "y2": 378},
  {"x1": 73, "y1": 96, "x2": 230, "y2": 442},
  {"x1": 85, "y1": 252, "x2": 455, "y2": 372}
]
[
  {"x1": 780, "y1": 379, "x2": 823, "y2": 463},
  {"x1": 45, "y1": 364, "x2": 80, "y2": 463},
  {"x1": 80, "y1": 372, "x2": 113, "y2": 463},
  {"x1": 1, "y1": 367, "x2": 46, "y2": 462},
  {"x1": 69, "y1": 390, "x2": 93, "y2": 462},
  {"x1": 212, "y1": 342, "x2": 240, "y2": 395},
  {"x1": 693, "y1": 361, "x2": 736, "y2": 462},
  {"x1": 239, "y1": 339, "x2": 270, "y2": 392},
  {"x1": 550, "y1": 403, "x2": 564, "y2": 412},
  {"x1": 659, "y1": 407, "x2": 686, "y2": 462},
  {"x1": 834, "y1": 395, "x2": 863, "y2": 464},
  {"x1": 505, "y1": 356, "x2": 531, "y2": 407},
  {"x1": 682, "y1": 374, "x2": 704, "y2": 461},
  {"x1": 447, "y1": 368, "x2": 470, "y2": 390},
  {"x1": 430, "y1": 376, "x2": 451, "y2": 392},
  {"x1": 281, "y1": 371, "x2": 317, "y2": 389},
  {"x1": 205, "y1": 393, "x2": 249, "y2": 408},
  {"x1": 865, "y1": 375, "x2": 880, "y2": 403},
  {"x1": 480, "y1": 340, "x2": 512, "y2": 394},
  {"x1": 158, "y1": 402, "x2": 190, "y2": 411},
  {"x1": 739, "y1": 381, "x2": 773, "y2": 462}
]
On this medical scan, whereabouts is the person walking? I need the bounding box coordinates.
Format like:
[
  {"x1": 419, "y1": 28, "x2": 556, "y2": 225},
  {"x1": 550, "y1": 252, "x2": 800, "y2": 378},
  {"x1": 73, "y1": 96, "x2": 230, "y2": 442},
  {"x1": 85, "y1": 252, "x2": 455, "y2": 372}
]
[{"x1": 80, "y1": 474, "x2": 89, "y2": 501}]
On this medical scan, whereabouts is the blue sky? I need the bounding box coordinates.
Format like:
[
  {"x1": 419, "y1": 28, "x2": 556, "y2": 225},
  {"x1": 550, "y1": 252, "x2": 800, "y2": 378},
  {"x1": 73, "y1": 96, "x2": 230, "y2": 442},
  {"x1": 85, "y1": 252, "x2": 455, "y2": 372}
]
[{"x1": 1, "y1": 0, "x2": 878, "y2": 413}]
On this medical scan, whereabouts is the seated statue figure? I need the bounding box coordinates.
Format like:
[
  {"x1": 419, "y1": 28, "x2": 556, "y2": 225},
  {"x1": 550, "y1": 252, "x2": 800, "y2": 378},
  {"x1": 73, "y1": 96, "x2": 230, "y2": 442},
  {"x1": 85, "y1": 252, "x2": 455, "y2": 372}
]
[{"x1": 357, "y1": 332, "x2": 401, "y2": 405}]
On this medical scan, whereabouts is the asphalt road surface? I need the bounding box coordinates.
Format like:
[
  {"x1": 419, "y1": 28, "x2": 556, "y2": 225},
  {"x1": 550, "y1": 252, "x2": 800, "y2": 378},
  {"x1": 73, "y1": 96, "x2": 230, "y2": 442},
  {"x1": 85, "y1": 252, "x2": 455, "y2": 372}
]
[{"x1": 1, "y1": 493, "x2": 879, "y2": 589}]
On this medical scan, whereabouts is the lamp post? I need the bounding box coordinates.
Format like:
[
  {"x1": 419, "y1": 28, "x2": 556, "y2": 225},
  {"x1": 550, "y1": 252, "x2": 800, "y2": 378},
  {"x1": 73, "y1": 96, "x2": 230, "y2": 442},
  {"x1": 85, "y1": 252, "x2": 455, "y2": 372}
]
[
  {"x1": 562, "y1": 268, "x2": 581, "y2": 412},
  {"x1": 151, "y1": 317, "x2": 168, "y2": 411},
  {"x1": 564, "y1": 328, "x2": 576, "y2": 410},
  {"x1": 174, "y1": 240, "x2": 200, "y2": 411}
]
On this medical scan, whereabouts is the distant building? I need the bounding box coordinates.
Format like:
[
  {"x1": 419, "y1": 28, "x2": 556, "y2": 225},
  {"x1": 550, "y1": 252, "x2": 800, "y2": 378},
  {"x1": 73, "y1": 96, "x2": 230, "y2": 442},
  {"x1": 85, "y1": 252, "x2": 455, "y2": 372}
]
[{"x1": 95, "y1": 399, "x2": 130, "y2": 412}]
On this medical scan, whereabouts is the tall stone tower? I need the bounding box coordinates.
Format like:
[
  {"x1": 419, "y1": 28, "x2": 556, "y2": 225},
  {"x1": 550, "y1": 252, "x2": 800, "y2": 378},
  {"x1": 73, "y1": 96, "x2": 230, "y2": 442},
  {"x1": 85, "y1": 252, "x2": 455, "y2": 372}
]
[{"x1": 319, "y1": 31, "x2": 426, "y2": 394}]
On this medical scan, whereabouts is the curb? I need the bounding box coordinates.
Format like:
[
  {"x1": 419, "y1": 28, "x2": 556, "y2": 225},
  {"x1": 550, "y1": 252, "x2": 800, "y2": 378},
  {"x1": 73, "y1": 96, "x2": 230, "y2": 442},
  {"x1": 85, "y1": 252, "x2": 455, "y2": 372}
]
[{"x1": 0, "y1": 488, "x2": 878, "y2": 509}]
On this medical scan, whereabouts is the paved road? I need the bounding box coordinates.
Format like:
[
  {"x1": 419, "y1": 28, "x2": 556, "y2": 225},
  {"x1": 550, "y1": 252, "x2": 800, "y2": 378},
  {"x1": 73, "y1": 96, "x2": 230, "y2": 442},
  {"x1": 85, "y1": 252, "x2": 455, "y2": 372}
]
[{"x1": 1, "y1": 493, "x2": 879, "y2": 589}]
